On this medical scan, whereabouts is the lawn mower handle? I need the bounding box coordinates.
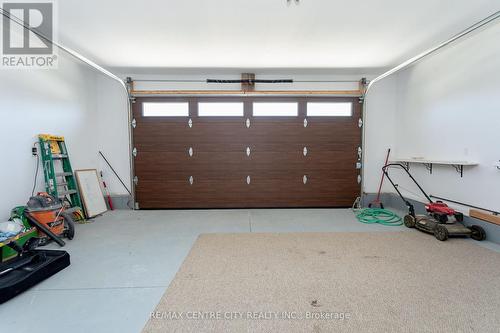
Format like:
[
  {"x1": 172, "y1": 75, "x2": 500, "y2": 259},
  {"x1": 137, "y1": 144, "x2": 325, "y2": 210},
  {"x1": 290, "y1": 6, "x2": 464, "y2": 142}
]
[{"x1": 381, "y1": 163, "x2": 434, "y2": 217}]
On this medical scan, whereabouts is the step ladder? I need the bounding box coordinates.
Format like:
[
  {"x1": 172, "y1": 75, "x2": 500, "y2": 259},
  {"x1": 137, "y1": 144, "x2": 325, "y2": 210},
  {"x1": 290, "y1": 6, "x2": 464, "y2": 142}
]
[{"x1": 38, "y1": 134, "x2": 84, "y2": 219}]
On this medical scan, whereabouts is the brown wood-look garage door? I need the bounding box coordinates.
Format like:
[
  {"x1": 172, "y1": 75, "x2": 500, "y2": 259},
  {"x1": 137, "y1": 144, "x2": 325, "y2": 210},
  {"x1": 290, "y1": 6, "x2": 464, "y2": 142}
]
[{"x1": 132, "y1": 97, "x2": 361, "y2": 208}]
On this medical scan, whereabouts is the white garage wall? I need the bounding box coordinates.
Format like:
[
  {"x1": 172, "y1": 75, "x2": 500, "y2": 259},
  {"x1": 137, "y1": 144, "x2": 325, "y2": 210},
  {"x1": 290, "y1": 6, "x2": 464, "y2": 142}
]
[
  {"x1": 95, "y1": 76, "x2": 131, "y2": 196},
  {"x1": 0, "y1": 52, "x2": 104, "y2": 219},
  {"x1": 362, "y1": 76, "x2": 398, "y2": 194},
  {"x1": 388, "y1": 22, "x2": 500, "y2": 213}
]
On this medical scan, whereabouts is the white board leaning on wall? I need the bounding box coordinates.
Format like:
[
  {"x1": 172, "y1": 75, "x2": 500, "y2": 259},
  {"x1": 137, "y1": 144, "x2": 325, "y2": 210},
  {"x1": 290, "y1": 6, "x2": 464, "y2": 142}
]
[{"x1": 75, "y1": 169, "x2": 108, "y2": 218}]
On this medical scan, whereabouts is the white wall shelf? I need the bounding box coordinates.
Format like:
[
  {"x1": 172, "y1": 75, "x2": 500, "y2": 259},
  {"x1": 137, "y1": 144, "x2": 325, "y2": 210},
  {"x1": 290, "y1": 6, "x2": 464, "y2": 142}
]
[{"x1": 389, "y1": 158, "x2": 478, "y2": 177}]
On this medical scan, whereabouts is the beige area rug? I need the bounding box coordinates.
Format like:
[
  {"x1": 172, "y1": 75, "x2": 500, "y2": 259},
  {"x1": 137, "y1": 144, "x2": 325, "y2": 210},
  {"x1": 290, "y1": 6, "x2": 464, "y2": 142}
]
[{"x1": 143, "y1": 232, "x2": 500, "y2": 333}]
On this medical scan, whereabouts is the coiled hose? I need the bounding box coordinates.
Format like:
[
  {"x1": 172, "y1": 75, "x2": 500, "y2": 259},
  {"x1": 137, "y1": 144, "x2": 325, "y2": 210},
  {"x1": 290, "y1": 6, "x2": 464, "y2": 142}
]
[
  {"x1": 352, "y1": 198, "x2": 402, "y2": 226},
  {"x1": 355, "y1": 208, "x2": 403, "y2": 226}
]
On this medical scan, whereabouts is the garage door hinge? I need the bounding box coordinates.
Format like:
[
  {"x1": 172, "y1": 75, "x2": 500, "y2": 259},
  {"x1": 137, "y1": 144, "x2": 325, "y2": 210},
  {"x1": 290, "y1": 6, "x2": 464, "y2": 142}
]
[
  {"x1": 133, "y1": 176, "x2": 138, "y2": 185},
  {"x1": 132, "y1": 147, "x2": 137, "y2": 157},
  {"x1": 358, "y1": 96, "x2": 364, "y2": 104},
  {"x1": 129, "y1": 97, "x2": 136, "y2": 103},
  {"x1": 358, "y1": 118, "x2": 363, "y2": 128},
  {"x1": 357, "y1": 175, "x2": 362, "y2": 184},
  {"x1": 357, "y1": 147, "x2": 362, "y2": 158},
  {"x1": 356, "y1": 162, "x2": 362, "y2": 169},
  {"x1": 131, "y1": 118, "x2": 137, "y2": 128}
]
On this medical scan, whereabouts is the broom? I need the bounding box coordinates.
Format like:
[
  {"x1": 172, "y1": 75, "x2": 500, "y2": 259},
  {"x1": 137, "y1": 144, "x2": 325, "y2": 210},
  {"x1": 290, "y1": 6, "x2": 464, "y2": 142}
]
[
  {"x1": 99, "y1": 171, "x2": 114, "y2": 210},
  {"x1": 368, "y1": 148, "x2": 391, "y2": 209}
]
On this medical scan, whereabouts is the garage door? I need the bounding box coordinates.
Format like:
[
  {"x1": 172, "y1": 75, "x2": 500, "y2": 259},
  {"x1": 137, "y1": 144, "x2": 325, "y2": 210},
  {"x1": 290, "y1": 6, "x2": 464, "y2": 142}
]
[{"x1": 132, "y1": 97, "x2": 362, "y2": 208}]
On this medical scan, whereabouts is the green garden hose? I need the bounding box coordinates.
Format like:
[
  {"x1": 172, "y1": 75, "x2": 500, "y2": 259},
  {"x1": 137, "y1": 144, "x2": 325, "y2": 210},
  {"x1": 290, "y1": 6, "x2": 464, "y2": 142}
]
[{"x1": 354, "y1": 208, "x2": 403, "y2": 226}]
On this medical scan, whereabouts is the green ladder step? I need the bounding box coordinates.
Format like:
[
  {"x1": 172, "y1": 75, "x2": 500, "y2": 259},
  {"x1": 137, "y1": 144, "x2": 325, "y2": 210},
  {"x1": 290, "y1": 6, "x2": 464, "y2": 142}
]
[
  {"x1": 55, "y1": 172, "x2": 73, "y2": 177},
  {"x1": 58, "y1": 190, "x2": 77, "y2": 197},
  {"x1": 52, "y1": 154, "x2": 68, "y2": 159}
]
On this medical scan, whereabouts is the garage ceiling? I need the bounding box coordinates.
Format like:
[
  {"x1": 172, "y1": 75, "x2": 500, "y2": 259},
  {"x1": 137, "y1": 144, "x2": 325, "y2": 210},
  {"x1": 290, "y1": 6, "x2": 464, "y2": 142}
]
[{"x1": 58, "y1": 0, "x2": 499, "y2": 69}]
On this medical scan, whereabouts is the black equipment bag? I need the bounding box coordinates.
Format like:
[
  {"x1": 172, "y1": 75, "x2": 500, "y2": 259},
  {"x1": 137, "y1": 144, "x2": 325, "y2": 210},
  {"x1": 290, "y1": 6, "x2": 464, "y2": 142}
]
[{"x1": 0, "y1": 250, "x2": 70, "y2": 303}]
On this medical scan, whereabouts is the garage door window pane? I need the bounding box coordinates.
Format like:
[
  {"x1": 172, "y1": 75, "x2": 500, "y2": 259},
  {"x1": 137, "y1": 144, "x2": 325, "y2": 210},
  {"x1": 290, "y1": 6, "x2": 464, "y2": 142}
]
[
  {"x1": 143, "y1": 102, "x2": 189, "y2": 117},
  {"x1": 198, "y1": 102, "x2": 244, "y2": 116},
  {"x1": 253, "y1": 102, "x2": 298, "y2": 116},
  {"x1": 307, "y1": 102, "x2": 352, "y2": 116}
]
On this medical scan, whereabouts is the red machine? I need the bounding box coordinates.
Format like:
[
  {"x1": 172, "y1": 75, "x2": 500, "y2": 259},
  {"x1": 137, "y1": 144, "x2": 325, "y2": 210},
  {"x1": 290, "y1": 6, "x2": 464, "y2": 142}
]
[{"x1": 425, "y1": 202, "x2": 463, "y2": 223}]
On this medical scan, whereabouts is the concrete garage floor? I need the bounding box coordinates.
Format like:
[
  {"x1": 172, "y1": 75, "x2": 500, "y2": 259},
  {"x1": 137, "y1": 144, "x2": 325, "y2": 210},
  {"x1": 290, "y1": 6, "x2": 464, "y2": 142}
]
[{"x1": 1, "y1": 209, "x2": 499, "y2": 333}]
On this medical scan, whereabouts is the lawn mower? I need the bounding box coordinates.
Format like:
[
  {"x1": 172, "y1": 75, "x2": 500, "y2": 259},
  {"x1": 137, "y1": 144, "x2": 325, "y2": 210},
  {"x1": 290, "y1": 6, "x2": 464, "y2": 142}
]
[{"x1": 382, "y1": 163, "x2": 486, "y2": 241}]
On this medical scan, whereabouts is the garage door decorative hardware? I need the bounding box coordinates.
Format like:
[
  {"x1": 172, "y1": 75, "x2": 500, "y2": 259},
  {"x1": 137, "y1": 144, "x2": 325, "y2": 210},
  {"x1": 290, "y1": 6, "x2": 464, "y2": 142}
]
[
  {"x1": 246, "y1": 118, "x2": 251, "y2": 128},
  {"x1": 188, "y1": 118, "x2": 193, "y2": 128},
  {"x1": 246, "y1": 176, "x2": 251, "y2": 185},
  {"x1": 303, "y1": 175, "x2": 308, "y2": 184},
  {"x1": 133, "y1": 176, "x2": 138, "y2": 185},
  {"x1": 188, "y1": 147, "x2": 193, "y2": 157},
  {"x1": 303, "y1": 118, "x2": 308, "y2": 127},
  {"x1": 132, "y1": 147, "x2": 137, "y2": 157},
  {"x1": 246, "y1": 147, "x2": 251, "y2": 156},
  {"x1": 358, "y1": 118, "x2": 363, "y2": 128},
  {"x1": 131, "y1": 118, "x2": 136, "y2": 128},
  {"x1": 189, "y1": 176, "x2": 194, "y2": 185},
  {"x1": 357, "y1": 175, "x2": 362, "y2": 184},
  {"x1": 303, "y1": 147, "x2": 308, "y2": 156}
]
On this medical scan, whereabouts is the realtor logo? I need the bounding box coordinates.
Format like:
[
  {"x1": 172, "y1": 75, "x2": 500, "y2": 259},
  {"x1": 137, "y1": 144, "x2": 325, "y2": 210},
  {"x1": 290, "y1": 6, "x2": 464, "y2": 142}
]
[{"x1": 1, "y1": 1, "x2": 57, "y2": 68}]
